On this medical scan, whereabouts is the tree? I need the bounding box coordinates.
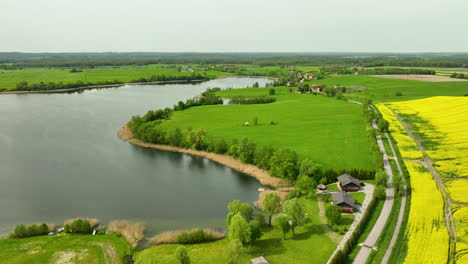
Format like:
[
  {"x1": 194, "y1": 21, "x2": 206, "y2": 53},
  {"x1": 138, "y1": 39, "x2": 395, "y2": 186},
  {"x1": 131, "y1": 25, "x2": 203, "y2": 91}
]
[
  {"x1": 39, "y1": 223, "x2": 49, "y2": 234},
  {"x1": 273, "y1": 215, "x2": 290, "y2": 240},
  {"x1": 270, "y1": 149, "x2": 299, "y2": 181},
  {"x1": 248, "y1": 221, "x2": 262, "y2": 244},
  {"x1": 295, "y1": 175, "x2": 317, "y2": 192},
  {"x1": 282, "y1": 198, "x2": 305, "y2": 236},
  {"x1": 325, "y1": 204, "x2": 342, "y2": 225},
  {"x1": 175, "y1": 246, "x2": 190, "y2": 264},
  {"x1": 255, "y1": 212, "x2": 267, "y2": 226},
  {"x1": 375, "y1": 186, "x2": 386, "y2": 200},
  {"x1": 214, "y1": 138, "x2": 228, "y2": 154},
  {"x1": 261, "y1": 193, "x2": 281, "y2": 226},
  {"x1": 253, "y1": 145, "x2": 275, "y2": 170},
  {"x1": 167, "y1": 128, "x2": 183, "y2": 147},
  {"x1": 393, "y1": 173, "x2": 403, "y2": 194},
  {"x1": 299, "y1": 159, "x2": 321, "y2": 178},
  {"x1": 11, "y1": 224, "x2": 27, "y2": 238},
  {"x1": 252, "y1": 82, "x2": 259, "y2": 88},
  {"x1": 228, "y1": 200, "x2": 242, "y2": 214},
  {"x1": 375, "y1": 171, "x2": 387, "y2": 186},
  {"x1": 228, "y1": 213, "x2": 251, "y2": 246},
  {"x1": 225, "y1": 239, "x2": 244, "y2": 264},
  {"x1": 238, "y1": 138, "x2": 256, "y2": 164},
  {"x1": 239, "y1": 203, "x2": 254, "y2": 222},
  {"x1": 377, "y1": 119, "x2": 389, "y2": 132},
  {"x1": 269, "y1": 88, "x2": 275, "y2": 95}
]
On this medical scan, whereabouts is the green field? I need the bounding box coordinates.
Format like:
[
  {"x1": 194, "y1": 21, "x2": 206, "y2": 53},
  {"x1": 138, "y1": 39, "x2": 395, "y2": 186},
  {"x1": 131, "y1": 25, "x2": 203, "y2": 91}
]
[
  {"x1": 305, "y1": 75, "x2": 468, "y2": 102},
  {"x1": 0, "y1": 65, "x2": 231, "y2": 90},
  {"x1": 135, "y1": 199, "x2": 335, "y2": 264},
  {"x1": 0, "y1": 234, "x2": 131, "y2": 264},
  {"x1": 157, "y1": 87, "x2": 377, "y2": 170}
]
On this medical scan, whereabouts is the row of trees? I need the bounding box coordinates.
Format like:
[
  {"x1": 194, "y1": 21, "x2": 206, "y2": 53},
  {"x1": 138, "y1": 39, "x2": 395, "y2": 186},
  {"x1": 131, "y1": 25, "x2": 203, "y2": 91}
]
[
  {"x1": 14, "y1": 74, "x2": 208, "y2": 91},
  {"x1": 450, "y1": 72, "x2": 466, "y2": 79},
  {"x1": 229, "y1": 96, "x2": 276, "y2": 105},
  {"x1": 10, "y1": 223, "x2": 50, "y2": 238},
  {"x1": 360, "y1": 68, "x2": 436, "y2": 75}
]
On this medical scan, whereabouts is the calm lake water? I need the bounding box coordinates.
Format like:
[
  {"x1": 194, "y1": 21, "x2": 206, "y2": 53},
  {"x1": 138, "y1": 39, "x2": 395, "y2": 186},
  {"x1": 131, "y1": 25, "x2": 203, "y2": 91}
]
[{"x1": 0, "y1": 77, "x2": 271, "y2": 237}]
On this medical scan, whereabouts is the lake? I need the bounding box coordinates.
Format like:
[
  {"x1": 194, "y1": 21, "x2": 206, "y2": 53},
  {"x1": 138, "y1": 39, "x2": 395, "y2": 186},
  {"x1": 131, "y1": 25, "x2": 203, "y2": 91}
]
[{"x1": 0, "y1": 77, "x2": 271, "y2": 237}]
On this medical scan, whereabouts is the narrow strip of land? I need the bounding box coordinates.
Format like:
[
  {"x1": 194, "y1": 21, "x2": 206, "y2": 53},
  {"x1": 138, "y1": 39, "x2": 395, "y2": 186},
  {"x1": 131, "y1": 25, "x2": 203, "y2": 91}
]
[
  {"x1": 117, "y1": 123, "x2": 289, "y2": 188},
  {"x1": 380, "y1": 132, "x2": 407, "y2": 264},
  {"x1": 353, "y1": 121, "x2": 395, "y2": 264}
]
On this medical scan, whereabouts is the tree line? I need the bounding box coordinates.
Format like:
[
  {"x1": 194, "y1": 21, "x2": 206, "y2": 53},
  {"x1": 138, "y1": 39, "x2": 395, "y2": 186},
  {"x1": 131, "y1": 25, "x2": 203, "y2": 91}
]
[
  {"x1": 13, "y1": 73, "x2": 208, "y2": 91},
  {"x1": 229, "y1": 96, "x2": 276, "y2": 105}
]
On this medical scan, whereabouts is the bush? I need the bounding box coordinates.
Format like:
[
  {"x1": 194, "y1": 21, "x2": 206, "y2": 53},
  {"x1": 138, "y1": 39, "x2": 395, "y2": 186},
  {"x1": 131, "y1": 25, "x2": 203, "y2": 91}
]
[
  {"x1": 395, "y1": 91, "x2": 403, "y2": 96},
  {"x1": 253, "y1": 145, "x2": 275, "y2": 170},
  {"x1": 374, "y1": 186, "x2": 386, "y2": 200},
  {"x1": 270, "y1": 148, "x2": 299, "y2": 181},
  {"x1": 150, "y1": 229, "x2": 224, "y2": 245},
  {"x1": 65, "y1": 219, "x2": 92, "y2": 234},
  {"x1": 175, "y1": 246, "x2": 190, "y2": 264},
  {"x1": 10, "y1": 223, "x2": 52, "y2": 238},
  {"x1": 269, "y1": 88, "x2": 275, "y2": 95}
]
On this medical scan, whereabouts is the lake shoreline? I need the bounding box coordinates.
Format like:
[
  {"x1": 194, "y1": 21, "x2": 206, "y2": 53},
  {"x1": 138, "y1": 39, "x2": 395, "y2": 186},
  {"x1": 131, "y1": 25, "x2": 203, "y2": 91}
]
[
  {"x1": 0, "y1": 79, "x2": 207, "y2": 95},
  {"x1": 0, "y1": 76, "x2": 278, "y2": 95},
  {"x1": 117, "y1": 123, "x2": 290, "y2": 189}
]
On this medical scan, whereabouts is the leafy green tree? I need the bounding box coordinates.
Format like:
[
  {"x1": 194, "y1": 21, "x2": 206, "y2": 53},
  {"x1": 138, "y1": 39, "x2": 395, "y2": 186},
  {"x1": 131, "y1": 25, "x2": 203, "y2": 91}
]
[
  {"x1": 295, "y1": 175, "x2": 317, "y2": 192},
  {"x1": 261, "y1": 193, "x2": 281, "y2": 226},
  {"x1": 255, "y1": 212, "x2": 267, "y2": 226},
  {"x1": 393, "y1": 173, "x2": 403, "y2": 194},
  {"x1": 282, "y1": 198, "x2": 305, "y2": 236},
  {"x1": 270, "y1": 149, "x2": 299, "y2": 180},
  {"x1": 39, "y1": 223, "x2": 49, "y2": 234},
  {"x1": 238, "y1": 138, "x2": 256, "y2": 164},
  {"x1": 375, "y1": 171, "x2": 388, "y2": 186},
  {"x1": 273, "y1": 215, "x2": 290, "y2": 240},
  {"x1": 377, "y1": 119, "x2": 389, "y2": 132},
  {"x1": 167, "y1": 128, "x2": 183, "y2": 147},
  {"x1": 228, "y1": 213, "x2": 251, "y2": 246},
  {"x1": 248, "y1": 221, "x2": 262, "y2": 244},
  {"x1": 11, "y1": 224, "x2": 27, "y2": 238},
  {"x1": 229, "y1": 139, "x2": 240, "y2": 158},
  {"x1": 299, "y1": 159, "x2": 321, "y2": 177},
  {"x1": 269, "y1": 88, "x2": 275, "y2": 95},
  {"x1": 214, "y1": 138, "x2": 228, "y2": 154},
  {"x1": 253, "y1": 145, "x2": 275, "y2": 170},
  {"x1": 225, "y1": 239, "x2": 244, "y2": 264},
  {"x1": 375, "y1": 186, "x2": 386, "y2": 200},
  {"x1": 228, "y1": 200, "x2": 242, "y2": 214},
  {"x1": 239, "y1": 203, "x2": 254, "y2": 222},
  {"x1": 252, "y1": 82, "x2": 259, "y2": 88},
  {"x1": 175, "y1": 246, "x2": 190, "y2": 264},
  {"x1": 325, "y1": 204, "x2": 342, "y2": 225},
  {"x1": 189, "y1": 129, "x2": 208, "y2": 150}
]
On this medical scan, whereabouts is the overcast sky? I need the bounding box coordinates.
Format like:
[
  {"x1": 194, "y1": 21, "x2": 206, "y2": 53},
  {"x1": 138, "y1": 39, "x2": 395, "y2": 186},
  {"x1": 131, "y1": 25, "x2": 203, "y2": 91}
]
[{"x1": 1, "y1": 0, "x2": 467, "y2": 53}]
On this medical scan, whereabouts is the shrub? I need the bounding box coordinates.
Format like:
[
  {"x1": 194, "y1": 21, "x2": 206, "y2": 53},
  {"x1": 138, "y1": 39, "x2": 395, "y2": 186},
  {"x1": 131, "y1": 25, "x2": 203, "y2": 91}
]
[
  {"x1": 269, "y1": 88, "x2": 275, "y2": 95},
  {"x1": 325, "y1": 204, "x2": 342, "y2": 225},
  {"x1": 248, "y1": 221, "x2": 262, "y2": 244},
  {"x1": 108, "y1": 220, "x2": 145, "y2": 247},
  {"x1": 255, "y1": 212, "x2": 267, "y2": 226},
  {"x1": 10, "y1": 223, "x2": 51, "y2": 238},
  {"x1": 213, "y1": 138, "x2": 228, "y2": 154},
  {"x1": 150, "y1": 229, "x2": 224, "y2": 245},
  {"x1": 65, "y1": 219, "x2": 92, "y2": 234},
  {"x1": 395, "y1": 91, "x2": 403, "y2": 96},
  {"x1": 175, "y1": 246, "x2": 190, "y2": 264},
  {"x1": 374, "y1": 186, "x2": 386, "y2": 200},
  {"x1": 270, "y1": 148, "x2": 299, "y2": 181},
  {"x1": 253, "y1": 145, "x2": 275, "y2": 170}
]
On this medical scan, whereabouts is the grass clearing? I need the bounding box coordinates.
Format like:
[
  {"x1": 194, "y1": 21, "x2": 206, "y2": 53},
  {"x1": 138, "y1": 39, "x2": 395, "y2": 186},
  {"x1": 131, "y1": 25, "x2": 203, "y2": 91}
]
[
  {"x1": 135, "y1": 199, "x2": 335, "y2": 264},
  {"x1": 158, "y1": 89, "x2": 377, "y2": 170},
  {"x1": 0, "y1": 234, "x2": 132, "y2": 264}
]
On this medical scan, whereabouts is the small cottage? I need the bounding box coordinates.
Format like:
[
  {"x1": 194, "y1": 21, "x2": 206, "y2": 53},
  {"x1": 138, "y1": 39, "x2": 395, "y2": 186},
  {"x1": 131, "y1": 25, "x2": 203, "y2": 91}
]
[
  {"x1": 332, "y1": 191, "x2": 358, "y2": 214},
  {"x1": 337, "y1": 174, "x2": 362, "y2": 192}
]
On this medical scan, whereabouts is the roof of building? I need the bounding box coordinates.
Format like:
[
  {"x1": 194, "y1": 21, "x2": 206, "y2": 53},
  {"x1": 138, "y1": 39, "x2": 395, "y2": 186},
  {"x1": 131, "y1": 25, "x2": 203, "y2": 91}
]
[
  {"x1": 332, "y1": 191, "x2": 357, "y2": 208},
  {"x1": 337, "y1": 174, "x2": 361, "y2": 186},
  {"x1": 251, "y1": 256, "x2": 270, "y2": 264},
  {"x1": 317, "y1": 184, "x2": 327, "y2": 189}
]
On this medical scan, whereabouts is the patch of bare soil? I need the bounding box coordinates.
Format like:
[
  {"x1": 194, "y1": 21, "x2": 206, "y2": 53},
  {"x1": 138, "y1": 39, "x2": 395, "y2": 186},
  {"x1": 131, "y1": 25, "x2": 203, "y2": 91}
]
[
  {"x1": 94, "y1": 242, "x2": 118, "y2": 264},
  {"x1": 370, "y1": 75, "x2": 468, "y2": 82},
  {"x1": 118, "y1": 124, "x2": 290, "y2": 188},
  {"x1": 49, "y1": 250, "x2": 89, "y2": 264}
]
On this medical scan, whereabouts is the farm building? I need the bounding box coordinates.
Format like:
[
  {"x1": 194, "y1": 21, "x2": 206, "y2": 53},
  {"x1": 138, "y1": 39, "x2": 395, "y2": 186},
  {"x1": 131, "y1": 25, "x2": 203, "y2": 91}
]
[
  {"x1": 311, "y1": 83, "x2": 325, "y2": 92},
  {"x1": 337, "y1": 174, "x2": 362, "y2": 192},
  {"x1": 332, "y1": 191, "x2": 358, "y2": 214}
]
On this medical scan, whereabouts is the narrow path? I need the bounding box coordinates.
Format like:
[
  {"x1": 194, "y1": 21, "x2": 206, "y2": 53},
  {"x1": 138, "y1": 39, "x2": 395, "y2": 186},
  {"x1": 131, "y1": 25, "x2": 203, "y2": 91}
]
[
  {"x1": 326, "y1": 184, "x2": 375, "y2": 264},
  {"x1": 393, "y1": 111, "x2": 457, "y2": 261},
  {"x1": 380, "y1": 132, "x2": 407, "y2": 264},
  {"x1": 353, "y1": 121, "x2": 395, "y2": 264},
  {"x1": 318, "y1": 200, "x2": 342, "y2": 244}
]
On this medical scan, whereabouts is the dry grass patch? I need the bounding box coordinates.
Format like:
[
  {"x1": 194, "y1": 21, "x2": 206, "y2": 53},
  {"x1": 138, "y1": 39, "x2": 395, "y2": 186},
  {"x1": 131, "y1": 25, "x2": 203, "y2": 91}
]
[
  {"x1": 149, "y1": 229, "x2": 225, "y2": 245},
  {"x1": 108, "y1": 220, "x2": 145, "y2": 247}
]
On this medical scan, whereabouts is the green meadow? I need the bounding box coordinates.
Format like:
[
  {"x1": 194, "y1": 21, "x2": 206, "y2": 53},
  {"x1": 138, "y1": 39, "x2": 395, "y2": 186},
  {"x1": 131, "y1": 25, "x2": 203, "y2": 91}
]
[
  {"x1": 0, "y1": 234, "x2": 131, "y2": 264},
  {"x1": 158, "y1": 87, "x2": 377, "y2": 170},
  {"x1": 0, "y1": 65, "x2": 230, "y2": 90},
  {"x1": 135, "y1": 199, "x2": 335, "y2": 264},
  {"x1": 306, "y1": 75, "x2": 468, "y2": 102}
]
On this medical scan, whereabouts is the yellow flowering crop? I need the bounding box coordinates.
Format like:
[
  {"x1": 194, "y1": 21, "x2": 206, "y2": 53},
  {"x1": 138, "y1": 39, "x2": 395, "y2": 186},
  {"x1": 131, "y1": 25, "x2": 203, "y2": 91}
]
[
  {"x1": 403, "y1": 161, "x2": 449, "y2": 264},
  {"x1": 453, "y1": 206, "x2": 468, "y2": 263},
  {"x1": 446, "y1": 179, "x2": 468, "y2": 204}
]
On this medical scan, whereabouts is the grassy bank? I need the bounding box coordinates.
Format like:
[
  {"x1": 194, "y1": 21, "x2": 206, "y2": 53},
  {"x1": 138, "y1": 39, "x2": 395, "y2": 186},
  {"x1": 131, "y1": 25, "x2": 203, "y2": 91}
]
[
  {"x1": 0, "y1": 234, "x2": 132, "y2": 264},
  {"x1": 135, "y1": 198, "x2": 335, "y2": 264},
  {"x1": 156, "y1": 87, "x2": 378, "y2": 170}
]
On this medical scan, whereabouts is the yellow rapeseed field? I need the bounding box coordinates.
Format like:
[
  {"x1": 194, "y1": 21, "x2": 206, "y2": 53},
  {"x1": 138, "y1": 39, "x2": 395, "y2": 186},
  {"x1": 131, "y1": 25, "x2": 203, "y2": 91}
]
[
  {"x1": 403, "y1": 161, "x2": 449, "y2": 264},
  {"x1": 454, "y1": 206, "x2": 468, "y2": 263},
  {"x1": 375, "y1": 104, "x2": 423, "y2": 159}
]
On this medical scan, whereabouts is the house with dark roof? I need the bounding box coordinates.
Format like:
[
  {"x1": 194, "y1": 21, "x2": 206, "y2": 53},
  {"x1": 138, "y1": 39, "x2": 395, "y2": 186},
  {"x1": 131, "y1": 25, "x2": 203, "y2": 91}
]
[
  {"x1": 337, "y1": 174, "x2": 361, "y2": 192},
  {"x1": 332, "y1": 191, "x2": 358, "y2": 214}
]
